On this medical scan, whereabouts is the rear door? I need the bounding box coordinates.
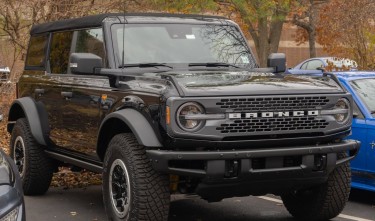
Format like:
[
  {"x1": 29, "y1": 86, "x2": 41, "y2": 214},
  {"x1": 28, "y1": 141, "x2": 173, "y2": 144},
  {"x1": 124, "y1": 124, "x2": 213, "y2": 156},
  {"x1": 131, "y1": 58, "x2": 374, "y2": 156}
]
[{"x1": 21, "y1": 34, "x2": 65, "y2": 148}]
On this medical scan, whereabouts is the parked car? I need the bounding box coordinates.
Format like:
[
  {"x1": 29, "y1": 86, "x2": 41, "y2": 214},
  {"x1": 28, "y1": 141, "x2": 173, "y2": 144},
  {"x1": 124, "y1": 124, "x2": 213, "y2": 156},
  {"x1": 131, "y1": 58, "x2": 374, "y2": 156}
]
[
  {"x1": 285, "y1": 70, "x2": 375, "y2": 192},
  {"x1": 286, "y1": 57, "x2": 358, "y2": 75},
  {"x1": 0, "y1": 66, "x2": 10, "y2": 83},
  {"x1": 7, "y1": 13, "x2": 360, "y2": 221},
  {"x1": 335, "y1": 72, "x2": 375, "y2": 192},
  {"x1": 0, "y1": 148, "x2": 25, "y2": 221}
]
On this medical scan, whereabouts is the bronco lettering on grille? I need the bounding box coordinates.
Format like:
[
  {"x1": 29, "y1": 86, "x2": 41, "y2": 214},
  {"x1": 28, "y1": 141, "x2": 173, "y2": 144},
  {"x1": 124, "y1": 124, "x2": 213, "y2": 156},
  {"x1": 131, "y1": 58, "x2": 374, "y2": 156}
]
[{"x1": 228, "y1": 110, "x2": 319, "y2": 119}]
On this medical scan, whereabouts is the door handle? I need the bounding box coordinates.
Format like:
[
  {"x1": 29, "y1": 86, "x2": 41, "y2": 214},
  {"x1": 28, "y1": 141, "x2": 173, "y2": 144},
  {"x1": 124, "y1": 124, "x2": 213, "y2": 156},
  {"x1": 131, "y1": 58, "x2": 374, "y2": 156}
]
[
  {"x1": 61, "y1": 91, "x2": 73, "y2": 99},
  {"x1": 370, "y1": 141, "x2": 375, "y2": 149},
  {"x1": 34, "y1": 88, "x2": 45, "y2": 96}
]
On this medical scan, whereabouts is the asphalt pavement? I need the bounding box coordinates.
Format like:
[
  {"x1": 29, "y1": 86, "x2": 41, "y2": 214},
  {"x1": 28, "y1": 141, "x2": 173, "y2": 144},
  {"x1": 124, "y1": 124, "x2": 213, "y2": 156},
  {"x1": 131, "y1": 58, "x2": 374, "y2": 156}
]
[{"x1": 24, "y1": 185, "x2": 375, "y2": 221}]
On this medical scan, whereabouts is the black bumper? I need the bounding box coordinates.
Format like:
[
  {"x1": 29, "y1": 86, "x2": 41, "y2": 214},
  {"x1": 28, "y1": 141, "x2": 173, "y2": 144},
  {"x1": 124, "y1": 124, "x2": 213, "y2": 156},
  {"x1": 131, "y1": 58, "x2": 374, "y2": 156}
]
[{"x1": 147, "y1": 139, "x2": 360, "y2": 179}]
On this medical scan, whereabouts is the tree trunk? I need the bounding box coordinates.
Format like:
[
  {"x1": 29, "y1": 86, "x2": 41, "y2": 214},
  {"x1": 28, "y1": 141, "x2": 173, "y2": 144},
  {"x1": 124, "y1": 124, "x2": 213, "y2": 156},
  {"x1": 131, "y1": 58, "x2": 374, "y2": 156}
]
[{"x1": 308, "y1": 30, "x2": 316, "y2": 58}]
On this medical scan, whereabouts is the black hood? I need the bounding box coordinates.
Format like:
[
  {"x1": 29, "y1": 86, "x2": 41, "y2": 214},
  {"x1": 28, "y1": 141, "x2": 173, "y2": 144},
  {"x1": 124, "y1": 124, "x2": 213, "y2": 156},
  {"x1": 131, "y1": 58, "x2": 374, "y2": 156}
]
[{"x1": 169, "y1": 71, "x2": 343, "y2": 97}]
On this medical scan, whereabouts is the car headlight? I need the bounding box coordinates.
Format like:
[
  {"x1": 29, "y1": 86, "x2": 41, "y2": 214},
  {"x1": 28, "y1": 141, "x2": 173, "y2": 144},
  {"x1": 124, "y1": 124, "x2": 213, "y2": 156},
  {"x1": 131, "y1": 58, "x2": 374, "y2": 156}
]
[
  {"x1": 334, "y1": 98, "x2": 350, "y2": 123},
  {"x1": 0, "y1": 207, "x2": 19, "y2": 221},
  {"x1": 176, "y1": 102, "x2": 205, "y2": 132}
]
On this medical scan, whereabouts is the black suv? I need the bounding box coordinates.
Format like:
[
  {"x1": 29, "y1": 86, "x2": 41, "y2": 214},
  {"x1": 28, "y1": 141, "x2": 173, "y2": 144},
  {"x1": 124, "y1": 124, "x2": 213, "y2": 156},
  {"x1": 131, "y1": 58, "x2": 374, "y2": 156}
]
[{"x1": 8, "y1": 13, "x2": 360, "y2": 221}]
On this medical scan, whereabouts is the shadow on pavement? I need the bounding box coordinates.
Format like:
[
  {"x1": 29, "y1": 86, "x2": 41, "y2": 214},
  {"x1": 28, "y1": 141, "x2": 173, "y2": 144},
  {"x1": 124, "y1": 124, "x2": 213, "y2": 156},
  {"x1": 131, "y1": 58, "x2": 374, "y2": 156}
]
[{"x1": 349, "y1": 189, "x2": 375, "y2": 205}]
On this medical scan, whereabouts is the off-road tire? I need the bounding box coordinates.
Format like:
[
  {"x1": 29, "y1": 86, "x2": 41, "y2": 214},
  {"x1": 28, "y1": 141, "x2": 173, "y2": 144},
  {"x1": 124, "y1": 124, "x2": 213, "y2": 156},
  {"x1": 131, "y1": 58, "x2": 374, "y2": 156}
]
[
  {"x1": 281, "y1": 152, "x2": 351, "y2": 220},
  {"x1": 10, "y1": 118, "x2": 54, "y2": 195},
  {"x1": 103, "y1": 133, "x2": 170, "y2": 221}
]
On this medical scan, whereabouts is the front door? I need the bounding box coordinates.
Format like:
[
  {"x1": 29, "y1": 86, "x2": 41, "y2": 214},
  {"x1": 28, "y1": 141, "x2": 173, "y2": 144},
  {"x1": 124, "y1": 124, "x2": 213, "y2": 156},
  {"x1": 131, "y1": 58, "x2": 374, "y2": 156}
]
[
  {"x1": 365, "y1": 119, "x2": 375, "y2": 173},
  {"x1": 59, "y1": 28, "x2": 107, "y2": 160}
]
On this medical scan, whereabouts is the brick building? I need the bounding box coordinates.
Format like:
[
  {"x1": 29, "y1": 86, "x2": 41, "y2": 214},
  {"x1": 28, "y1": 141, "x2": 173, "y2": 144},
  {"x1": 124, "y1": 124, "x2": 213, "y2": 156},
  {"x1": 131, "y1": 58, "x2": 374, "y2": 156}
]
[{"x1": 249, "y1": 25, "x2": 329, "y2": 68}]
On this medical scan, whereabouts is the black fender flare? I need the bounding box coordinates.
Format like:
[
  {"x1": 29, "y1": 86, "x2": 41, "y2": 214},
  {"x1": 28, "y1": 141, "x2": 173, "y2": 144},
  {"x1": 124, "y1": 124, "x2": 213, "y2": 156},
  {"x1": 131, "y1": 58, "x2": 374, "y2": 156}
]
[
  {"x1": 8, "y1": 97, "x2": 50, "y2": 146},
  {"x1": 98, "y1": 108, "x2": 162, "y2": 147}
]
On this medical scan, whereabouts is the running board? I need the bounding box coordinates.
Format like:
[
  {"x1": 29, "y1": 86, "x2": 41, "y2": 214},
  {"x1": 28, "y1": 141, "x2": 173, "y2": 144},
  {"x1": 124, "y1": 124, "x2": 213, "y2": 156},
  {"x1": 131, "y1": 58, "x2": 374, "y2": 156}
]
[{"x1": 45, "y1": 150, "x2": 103, "y2": 173}]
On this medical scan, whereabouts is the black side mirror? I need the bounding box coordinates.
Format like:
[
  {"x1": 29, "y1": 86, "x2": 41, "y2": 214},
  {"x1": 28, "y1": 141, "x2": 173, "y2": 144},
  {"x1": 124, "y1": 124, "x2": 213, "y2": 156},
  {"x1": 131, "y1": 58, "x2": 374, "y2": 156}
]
[
  {"x1": 268, "y1": 53, "x2": 286, "y2": 73},
  {"x1": 317, "y1": 67, "x2": 326, "y2": 72},
  {"x1": 70, "y1": 53, "x2": 102, "y2": 75}
]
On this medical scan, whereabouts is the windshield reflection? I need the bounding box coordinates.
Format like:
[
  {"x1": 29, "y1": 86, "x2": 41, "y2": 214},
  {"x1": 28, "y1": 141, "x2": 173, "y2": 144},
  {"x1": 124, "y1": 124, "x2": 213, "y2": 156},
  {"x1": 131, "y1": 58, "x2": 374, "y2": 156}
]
[{"x1": 111, "y1": 23, "x2": 257, "y2": 69}]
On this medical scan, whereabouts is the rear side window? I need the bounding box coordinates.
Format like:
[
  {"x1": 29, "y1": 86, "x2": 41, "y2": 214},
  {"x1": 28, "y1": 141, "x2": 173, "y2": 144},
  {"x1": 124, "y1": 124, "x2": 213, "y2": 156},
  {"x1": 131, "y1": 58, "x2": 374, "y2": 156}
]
[
  {"x1": 26, "y1": 35, "x2": 48, "y2": 68},
  {"x1": 50, "y1": 31, "x2": 74, "y2": 74}
]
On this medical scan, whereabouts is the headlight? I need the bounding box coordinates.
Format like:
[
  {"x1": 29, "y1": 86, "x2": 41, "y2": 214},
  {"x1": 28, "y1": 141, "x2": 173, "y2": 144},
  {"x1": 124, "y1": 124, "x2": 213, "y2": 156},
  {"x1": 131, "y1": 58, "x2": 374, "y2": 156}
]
[
  {"x1": 0, "y1": 207, "x2": 19, "y2": 221},
  {"x1": 176, "y1": 102, "x2": 205, "y2": 132},
  {"x1": 334, "y1": 98, "x2": 350, "y2": 123}
]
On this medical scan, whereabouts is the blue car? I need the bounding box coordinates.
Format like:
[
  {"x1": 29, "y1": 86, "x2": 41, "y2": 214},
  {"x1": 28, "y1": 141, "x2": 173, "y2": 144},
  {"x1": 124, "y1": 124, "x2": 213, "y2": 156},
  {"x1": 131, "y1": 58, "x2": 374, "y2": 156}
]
[
  {"x1": 286, "y1": 70, "x2": 375, "y2": 192},
  {"x1": 286, "y1": 57, "x2": 358, "y2": 75},
  {"x1": 335, "y1": 72, "x2": 375, "y2": 192}
]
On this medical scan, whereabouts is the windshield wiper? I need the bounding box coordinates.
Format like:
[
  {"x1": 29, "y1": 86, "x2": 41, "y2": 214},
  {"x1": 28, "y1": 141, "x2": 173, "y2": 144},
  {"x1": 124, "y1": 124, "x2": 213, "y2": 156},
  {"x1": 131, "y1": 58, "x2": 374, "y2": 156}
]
[
  {"x1": 188, "y1": 62, "x2": 241, "y2": 69},
  {"x1": 119, "y1": 63, "x2": 173, "y2": 69}
]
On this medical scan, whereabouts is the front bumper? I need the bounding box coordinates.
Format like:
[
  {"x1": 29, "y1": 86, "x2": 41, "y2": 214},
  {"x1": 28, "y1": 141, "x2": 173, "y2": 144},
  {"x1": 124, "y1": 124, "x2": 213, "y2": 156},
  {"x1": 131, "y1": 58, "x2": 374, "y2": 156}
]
[{"x1": 147, "y1": 139, "x2": 360, "y2": 197}]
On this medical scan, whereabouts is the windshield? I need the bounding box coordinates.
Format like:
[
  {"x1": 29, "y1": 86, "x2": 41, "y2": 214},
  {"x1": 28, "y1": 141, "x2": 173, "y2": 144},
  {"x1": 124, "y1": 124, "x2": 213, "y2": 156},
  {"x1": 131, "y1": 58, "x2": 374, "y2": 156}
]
[
  {"x1": 350, "y1": 78, "x2": 375, "y2": 113},
  {"x1": 111, "y1": 23, "x2": 257, "y2": 69}
]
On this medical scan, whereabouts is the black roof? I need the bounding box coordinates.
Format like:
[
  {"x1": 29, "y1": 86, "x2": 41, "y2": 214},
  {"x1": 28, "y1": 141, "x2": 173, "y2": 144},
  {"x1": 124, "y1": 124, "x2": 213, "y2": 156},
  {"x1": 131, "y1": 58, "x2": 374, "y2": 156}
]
[{"x1": 30, "y1": 13, "x2": 227, "y2": 35}]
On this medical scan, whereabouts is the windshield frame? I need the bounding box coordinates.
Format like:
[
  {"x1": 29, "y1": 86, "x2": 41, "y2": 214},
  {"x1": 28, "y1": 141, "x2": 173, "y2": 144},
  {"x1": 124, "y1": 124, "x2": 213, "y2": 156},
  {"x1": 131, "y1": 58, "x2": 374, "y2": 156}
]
[{"x1": 109, "y1": 22, "x2": 257, "y2": 71}]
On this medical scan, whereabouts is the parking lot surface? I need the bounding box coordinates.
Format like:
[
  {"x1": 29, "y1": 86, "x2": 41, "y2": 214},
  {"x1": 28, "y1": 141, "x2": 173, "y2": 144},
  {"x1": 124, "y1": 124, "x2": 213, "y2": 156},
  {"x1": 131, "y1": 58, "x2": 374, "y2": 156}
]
[{"x1": 25, "y1": 185, "x2": 375, "y2": 221}]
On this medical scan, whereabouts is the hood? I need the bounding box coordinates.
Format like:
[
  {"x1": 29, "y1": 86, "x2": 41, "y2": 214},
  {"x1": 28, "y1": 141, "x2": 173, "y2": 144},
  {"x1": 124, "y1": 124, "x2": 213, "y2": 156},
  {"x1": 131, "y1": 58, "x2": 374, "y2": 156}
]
[{"x1": 170, "y1": 71, "x2": 343, "y2": 97}]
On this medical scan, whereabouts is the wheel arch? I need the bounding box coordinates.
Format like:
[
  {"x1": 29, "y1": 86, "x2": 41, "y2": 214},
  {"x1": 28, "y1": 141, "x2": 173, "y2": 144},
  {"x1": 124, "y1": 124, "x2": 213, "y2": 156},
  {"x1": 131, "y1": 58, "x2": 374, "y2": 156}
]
[
  {"x1": 97, "y1": 108, "x2": 162, "y2": 161},
  {"x1": 8, "y1": 97, "x2": 50, "y2": 146}
]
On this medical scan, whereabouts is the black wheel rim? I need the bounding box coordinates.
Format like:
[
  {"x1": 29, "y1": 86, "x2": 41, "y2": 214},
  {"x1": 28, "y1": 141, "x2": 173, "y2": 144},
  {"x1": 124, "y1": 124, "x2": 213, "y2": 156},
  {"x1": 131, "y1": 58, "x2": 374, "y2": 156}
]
[
  {"x1": 13, "y1": 136, "x2": 26, "y2": 177},
  {"x1": 109, "y1": 159, "x2": 130, "y2": 218}
]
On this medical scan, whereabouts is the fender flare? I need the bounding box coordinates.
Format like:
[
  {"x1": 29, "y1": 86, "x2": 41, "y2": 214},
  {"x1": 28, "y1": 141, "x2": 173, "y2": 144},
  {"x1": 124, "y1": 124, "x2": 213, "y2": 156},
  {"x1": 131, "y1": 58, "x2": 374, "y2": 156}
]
[
  {"x1": 99, "y1": 108, "x2": 162, "y2": 147},
  {"x1": 8, "y1": 97, "x2": 50, "y2": 146}
]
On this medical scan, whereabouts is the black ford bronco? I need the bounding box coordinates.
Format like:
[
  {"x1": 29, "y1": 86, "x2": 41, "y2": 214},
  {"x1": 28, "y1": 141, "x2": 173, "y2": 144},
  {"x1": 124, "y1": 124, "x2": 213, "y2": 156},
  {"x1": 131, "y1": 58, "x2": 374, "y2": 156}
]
[{"x1": 8, "y1": 13, "x2": 360, "y2": 220}]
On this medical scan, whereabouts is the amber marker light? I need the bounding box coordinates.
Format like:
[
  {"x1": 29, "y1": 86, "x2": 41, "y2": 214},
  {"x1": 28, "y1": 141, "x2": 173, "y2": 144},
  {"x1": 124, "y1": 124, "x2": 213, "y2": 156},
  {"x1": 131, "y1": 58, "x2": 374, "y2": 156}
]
[{"x1": 166, "y1": 106, "x2": 171, "y2": 125}]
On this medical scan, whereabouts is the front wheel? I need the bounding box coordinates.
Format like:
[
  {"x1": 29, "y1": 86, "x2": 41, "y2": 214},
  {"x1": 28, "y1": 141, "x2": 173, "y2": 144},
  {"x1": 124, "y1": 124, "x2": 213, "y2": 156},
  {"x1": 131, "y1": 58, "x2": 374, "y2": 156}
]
[
  {"x1": 281, "y1": 153, "x2": 351, "y2": 220},
  {"x1": 103, "y1": 133, "x2": 170, "y2": 221}
]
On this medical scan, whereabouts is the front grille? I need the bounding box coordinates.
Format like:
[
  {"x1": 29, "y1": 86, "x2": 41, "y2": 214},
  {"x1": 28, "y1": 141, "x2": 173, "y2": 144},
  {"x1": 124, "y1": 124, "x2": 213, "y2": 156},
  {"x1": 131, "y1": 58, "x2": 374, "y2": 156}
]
[
  {"x1": 216, "y1": 96, "x2": 329, "y2": 112},
  {"x1": 216, "y1": 117, "x2": 329, "y2": 134}
]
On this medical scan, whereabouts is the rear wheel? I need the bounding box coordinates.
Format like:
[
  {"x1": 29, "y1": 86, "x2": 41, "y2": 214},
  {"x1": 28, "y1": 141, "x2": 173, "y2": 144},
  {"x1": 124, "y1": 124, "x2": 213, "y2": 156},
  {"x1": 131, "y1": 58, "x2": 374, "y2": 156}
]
[
  {"x1": 281, "y1": 153, "x2": 351, "y2": 220},
  {"x1": 103, "y1": 133, "x2": 170, "y2": 221},
  {"x1": 10, "y1": 118, "x2": 54, "y2": 195}
]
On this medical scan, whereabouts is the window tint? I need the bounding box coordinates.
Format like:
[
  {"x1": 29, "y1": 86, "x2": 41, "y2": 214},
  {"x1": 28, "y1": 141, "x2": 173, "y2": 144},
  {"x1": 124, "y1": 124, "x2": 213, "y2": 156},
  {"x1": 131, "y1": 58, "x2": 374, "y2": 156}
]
[
  {"x1": 75, "y1": 28, "x2": 106, "y2": 65},
  {"x1": 50, "y1": 31, "x2": 73, "y2": 74},
  {"x1": 306, "y1": 60, "x2": 324, "y2": 70},
  {"x1": 26, "y1": 35, "x2": 48, "y2": 67}
]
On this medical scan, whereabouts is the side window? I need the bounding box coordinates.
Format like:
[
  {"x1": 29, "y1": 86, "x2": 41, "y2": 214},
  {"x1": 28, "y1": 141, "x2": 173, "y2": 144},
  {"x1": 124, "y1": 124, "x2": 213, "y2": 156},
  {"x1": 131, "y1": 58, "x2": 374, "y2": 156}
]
[
  {"x1": 353, "y1": 102, "x2": 364, "y2": 119},
  {"x1": 75, "y1": 28, "x2": 106, "y2": 66},
  {"x1": 300, "y1": 62, "x2": 308, "y2": 70},
  {"x1": 26, "y1": 35, "x2": 48, "y2": 68},
  {"x1": 306, "y1": 60, "x2": 324, "y2": 70},
  {"x1": 50, "y1": 31, "x2": 74, "y2": 74}
]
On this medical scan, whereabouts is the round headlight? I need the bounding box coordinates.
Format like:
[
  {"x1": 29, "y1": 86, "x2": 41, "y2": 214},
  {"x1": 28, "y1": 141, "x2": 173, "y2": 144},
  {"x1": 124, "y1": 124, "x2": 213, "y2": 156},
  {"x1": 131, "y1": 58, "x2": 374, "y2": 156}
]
[
  {"x1": 334, "y1": 98, "x2": 350, "y2": 123},
  {"x1": 176, "y1": 102, "x2": 205, "y2": 132}
]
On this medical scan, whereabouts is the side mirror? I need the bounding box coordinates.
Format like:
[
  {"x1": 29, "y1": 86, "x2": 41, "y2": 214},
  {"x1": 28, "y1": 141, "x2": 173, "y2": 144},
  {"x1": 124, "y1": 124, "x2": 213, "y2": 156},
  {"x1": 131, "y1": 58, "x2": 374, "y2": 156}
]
[
  {"x1": 70, "y1": 53, "x2": 102, "y2": 75},
  {"x1": 317, "y1": 67, "x2": 326, "y2": 72},
  {"x1": 268, "y1": 53, "x2": 286, "y2": 73}
]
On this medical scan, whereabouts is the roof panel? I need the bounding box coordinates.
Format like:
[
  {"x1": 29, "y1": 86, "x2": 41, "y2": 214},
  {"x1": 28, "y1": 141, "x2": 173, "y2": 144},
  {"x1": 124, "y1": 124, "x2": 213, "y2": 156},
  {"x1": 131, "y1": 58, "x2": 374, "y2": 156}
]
[{"x1": 30, "y1": 13, "x2": 227, "y2": 35}]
